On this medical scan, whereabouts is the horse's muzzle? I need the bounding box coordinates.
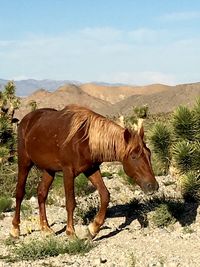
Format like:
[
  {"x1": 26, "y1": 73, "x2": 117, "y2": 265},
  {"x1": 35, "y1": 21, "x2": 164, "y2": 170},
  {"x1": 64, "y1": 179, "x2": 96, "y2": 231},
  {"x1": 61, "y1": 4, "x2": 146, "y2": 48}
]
[{"x1": 143, "y1": 181, "x2": 159, "y2": 195}]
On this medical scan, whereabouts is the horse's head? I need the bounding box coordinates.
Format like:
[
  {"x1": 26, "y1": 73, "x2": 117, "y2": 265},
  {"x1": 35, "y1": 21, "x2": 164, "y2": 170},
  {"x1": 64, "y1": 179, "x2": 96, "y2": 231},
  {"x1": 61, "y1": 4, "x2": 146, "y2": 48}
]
[{"x1": 122, "y1": 120, "x2": 159, "y2": 195}]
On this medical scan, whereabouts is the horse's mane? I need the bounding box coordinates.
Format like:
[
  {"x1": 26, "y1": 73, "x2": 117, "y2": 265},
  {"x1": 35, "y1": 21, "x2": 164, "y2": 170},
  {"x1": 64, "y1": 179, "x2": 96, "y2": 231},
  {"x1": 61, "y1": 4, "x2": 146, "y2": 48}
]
[{"x1": 62, "y1": 105, "x2": 137, "y2": 161}]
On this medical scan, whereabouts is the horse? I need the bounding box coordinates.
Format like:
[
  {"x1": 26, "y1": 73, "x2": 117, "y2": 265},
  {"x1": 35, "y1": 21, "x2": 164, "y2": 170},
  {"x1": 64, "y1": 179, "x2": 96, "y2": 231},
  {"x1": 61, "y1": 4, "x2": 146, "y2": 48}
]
[{"x1": 10, "y1": 104, "x2": 159, "y2": 238}]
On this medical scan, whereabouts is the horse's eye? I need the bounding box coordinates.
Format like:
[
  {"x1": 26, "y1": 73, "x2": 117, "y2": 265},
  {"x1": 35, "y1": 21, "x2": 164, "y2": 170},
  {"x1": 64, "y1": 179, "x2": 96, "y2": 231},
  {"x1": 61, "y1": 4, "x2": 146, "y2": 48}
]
[
  {"x1": 131, "y1": 146, "x2": 142, "y2": 160},
  {"x1": 131, "y1": 153, "x2": 138, "y2": 160}
]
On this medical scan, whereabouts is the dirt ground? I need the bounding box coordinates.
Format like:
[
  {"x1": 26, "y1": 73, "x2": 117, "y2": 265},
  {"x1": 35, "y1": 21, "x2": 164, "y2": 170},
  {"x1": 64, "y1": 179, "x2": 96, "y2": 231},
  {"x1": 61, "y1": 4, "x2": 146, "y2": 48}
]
[{"x1": 0, "y1": 165, "x2": 199, "y2": 267}]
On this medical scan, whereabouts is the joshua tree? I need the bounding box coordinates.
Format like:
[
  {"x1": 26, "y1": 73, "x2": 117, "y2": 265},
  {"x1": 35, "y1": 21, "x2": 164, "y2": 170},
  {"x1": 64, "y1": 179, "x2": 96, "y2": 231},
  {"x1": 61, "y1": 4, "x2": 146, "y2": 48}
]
[
  {"x1": 149, "y1": 98, "x2": 200, "y2": 202},
  {"x1": 0, "y1": 81, "x2": 20, "y2": 163}
]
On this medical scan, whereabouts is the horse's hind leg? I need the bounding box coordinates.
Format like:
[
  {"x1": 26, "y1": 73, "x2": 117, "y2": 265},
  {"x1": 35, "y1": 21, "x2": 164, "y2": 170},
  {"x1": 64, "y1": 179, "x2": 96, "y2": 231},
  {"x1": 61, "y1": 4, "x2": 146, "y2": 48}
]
[
  {"x1": 86, "y1": 168, "x2": 110, "y2": 238},
  {"x1": 11, "y1": 157, "x2": 33, "y2": 238},
  {"x1": 37, "y1": 170, "x2": 55, "y2": 233},
  {"x1": 63, "y1": 167, "x2": 76, "y2": 237}
]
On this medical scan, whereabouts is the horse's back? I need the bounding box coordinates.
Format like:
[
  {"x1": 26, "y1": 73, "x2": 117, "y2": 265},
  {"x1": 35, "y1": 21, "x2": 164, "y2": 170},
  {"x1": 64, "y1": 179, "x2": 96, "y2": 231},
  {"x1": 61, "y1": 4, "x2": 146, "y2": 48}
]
[{"x1": 19, "y1": 108, "x2": 57, "y2": 136}]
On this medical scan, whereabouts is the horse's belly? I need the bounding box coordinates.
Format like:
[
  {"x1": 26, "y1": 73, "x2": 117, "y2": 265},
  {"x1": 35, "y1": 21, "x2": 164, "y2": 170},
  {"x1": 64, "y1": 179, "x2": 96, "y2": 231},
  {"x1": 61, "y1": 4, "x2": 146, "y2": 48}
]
[{"x1": 26, "y1": 138, "x2": 62, "y2": 171}]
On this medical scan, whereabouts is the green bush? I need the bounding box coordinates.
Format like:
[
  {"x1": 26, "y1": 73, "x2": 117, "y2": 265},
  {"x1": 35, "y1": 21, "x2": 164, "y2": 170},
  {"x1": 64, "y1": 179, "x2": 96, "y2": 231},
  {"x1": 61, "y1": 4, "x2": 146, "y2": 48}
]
[
  {"x1": 152, "y1": 204, "x2": 175, "y2": 228},
  {"x1": 75, "y1": 173, "x2": 94, "y2": 196},
  {"x1": 0, "y1": 164, "x2": 41, "y2": 199},
  {"x1": 118, "y1": 168, "x2": 136, "y2": 186},
  {"x1": 123, "y1": 104, "x2": 149, "y2": 128},
  {"x1": 0, "y1": 196, "x2": 13, "y2": 213},
  {"x1": 6, "y1": 237, "x2": 93, "y2": 261}
]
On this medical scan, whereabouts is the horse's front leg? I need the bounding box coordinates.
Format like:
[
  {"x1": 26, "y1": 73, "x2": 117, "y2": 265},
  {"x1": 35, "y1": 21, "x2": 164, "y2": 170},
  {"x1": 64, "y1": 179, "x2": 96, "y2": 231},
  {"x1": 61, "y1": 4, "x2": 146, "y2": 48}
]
[
  {"x1": 63, "y1": 167, "x2": 76, "y2": 237},
  {"x1": 37, "y1": 170, "x2": 55, "y2": 233},
  {"x1": 86, "y1": 168, "x2": 110, "y2": 238}
]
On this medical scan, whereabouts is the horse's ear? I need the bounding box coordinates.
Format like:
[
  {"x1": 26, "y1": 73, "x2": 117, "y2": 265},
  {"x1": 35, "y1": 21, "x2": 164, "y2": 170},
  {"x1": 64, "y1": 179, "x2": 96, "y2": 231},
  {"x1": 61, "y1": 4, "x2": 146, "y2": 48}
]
[
  {"x1": 124, "y1": 128, "x2": 132, "y2": 143},
  {"x1": 137, "y1": 119, "x2": 144, "y2": 139}
]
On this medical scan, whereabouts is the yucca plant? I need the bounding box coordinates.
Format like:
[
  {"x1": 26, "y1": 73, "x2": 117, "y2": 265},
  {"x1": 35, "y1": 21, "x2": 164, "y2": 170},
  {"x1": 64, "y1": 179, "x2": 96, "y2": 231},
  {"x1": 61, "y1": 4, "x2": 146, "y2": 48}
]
[
  {"x1": 133, "y1": 104, "x2": 148, "y2": 119},
  {"x1": 149, "y1": 98, "x2": 200, "y2": 202},
  {"x1": 193, "y1": 97, "x2": 200, "y2": 140},
  {"x1": 172, "y1": 105, "x2": 195, "y2": 141},
  {"x1": 191, "y1": 141, "x2": 200, "y2": 171},
  {"x1": 148, "y1": 122, "x2": 172, "y2": 172},
  {"x1": 180, "y1": 171, "x2": 200, "y2": 202},
  {"x1": 27, "y1": 100, "x2": 38, "y2": 111},
  {"x1": 0, "y1": 81, "x2": 20, "y2": 164},
  {"x1": 172, "y1": 140, "x2": 194, "y2": 173}
]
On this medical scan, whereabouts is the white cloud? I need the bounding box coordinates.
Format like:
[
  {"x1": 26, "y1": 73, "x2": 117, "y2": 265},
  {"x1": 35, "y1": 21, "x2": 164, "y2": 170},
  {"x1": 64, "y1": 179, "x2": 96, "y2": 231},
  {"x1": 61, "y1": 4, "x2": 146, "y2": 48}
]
[
  {"x1": 99, "y1": 71, "x2": 176, "y2": 86},
  {"x1": 128, "y1": 28, "x2": 161, "y2": 44},
  {"x1": 80, "y1": 27, "x2": 122, "y2": 43},
  {"x1": 1, "y1": 26, "x2": 200, "y2": 85}
]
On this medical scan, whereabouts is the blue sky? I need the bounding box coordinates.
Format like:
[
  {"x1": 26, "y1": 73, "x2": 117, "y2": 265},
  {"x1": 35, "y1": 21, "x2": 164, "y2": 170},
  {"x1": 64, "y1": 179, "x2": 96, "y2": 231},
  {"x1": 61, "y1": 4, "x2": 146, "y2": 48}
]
[{"x1": 1, "y1": 0, "x2": 200, "y2": 85}]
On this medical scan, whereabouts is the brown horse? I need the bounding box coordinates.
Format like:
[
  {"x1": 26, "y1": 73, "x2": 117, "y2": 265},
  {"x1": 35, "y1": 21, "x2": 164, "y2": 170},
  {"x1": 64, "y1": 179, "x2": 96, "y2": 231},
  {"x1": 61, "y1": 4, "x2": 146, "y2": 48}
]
[{"x1": 11, "y1": 104, "x2": 158, "y2": 238}]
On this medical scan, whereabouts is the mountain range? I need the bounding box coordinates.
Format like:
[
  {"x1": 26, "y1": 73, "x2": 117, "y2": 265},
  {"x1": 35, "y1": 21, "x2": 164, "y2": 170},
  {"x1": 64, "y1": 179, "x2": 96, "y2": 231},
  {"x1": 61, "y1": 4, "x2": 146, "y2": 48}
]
[{"x1": 0, "y1": 79, "x2": 200, "y2": 120}]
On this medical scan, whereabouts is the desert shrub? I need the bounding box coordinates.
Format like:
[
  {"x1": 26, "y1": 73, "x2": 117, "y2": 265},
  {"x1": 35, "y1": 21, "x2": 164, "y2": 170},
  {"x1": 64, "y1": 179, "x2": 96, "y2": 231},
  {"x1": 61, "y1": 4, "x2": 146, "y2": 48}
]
[
  {"x1": 5, "y1": 237, "x2": 93, "y2": 261},
  {"x1": 50, "y1": 172, "x2": 65, "y2": 198},
  {"x1": 75, "y1": 173, "x2": 94, "y2": 196},
  {"x1": 0, "y1": 163, "x2": 17, "y2": 197},
  {"x1": 124, "y1": 104, "x2": 149, "y2": 128},
  {"x1": 0, "y1": 164, "x2": 41, "y2": 199},
  {"x1": 152, "y1": 204, "x2": 175, "y2": 228},
  {"x1": 21, "y1": 202, "x2": 33, "y2": 218},
  {"x1": 25, "y1": 167, "x2": 42, "y2": 199},
  {"x1": 118, "y1": 168, "x2": 136, "y2": 186},
  {"x1": 0, "y1": 196, "x2": 13, "y2": 213},
  {"x1": 76, "y1": 205, "x2": 98, "y2": 225},
  {"x1": 101, "y1": 171, "x2": 113, "y2": 179}
]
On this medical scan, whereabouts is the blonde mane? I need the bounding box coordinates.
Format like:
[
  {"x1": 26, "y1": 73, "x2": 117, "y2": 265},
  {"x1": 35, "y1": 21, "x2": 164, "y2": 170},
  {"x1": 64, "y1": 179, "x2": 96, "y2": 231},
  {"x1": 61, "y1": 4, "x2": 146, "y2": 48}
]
[{"x1": 62, "y1": 105, "x2": 137, "y2": 161}]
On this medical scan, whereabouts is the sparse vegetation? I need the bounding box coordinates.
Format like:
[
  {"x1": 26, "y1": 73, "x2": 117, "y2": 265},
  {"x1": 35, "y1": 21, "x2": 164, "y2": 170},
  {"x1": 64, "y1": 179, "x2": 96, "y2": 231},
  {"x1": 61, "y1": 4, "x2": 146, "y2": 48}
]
[
  {"x1": 152, "y1": 204, "x2": 175, "y2": 228},
  {"x1": 5, "y1": 237, "x2": 93, "y2": 261},
  {"x1": 21, "y1": 202, "x2": 33, "y2": 218},
  {"x1": 75, "y1": 173, "x2": 94, "y2": 196},
  {"x1": 0, "y1": 196, "x2": 13, "y2": 213},
  {"x1": 27, "y1": 100, "x2": 38, "y2": 111},
  {"x1": 76, "y1": 205, "x2": 98, "y2": 225},
  {"x1": 101, "y1": 171, "x2": 113, "y2": 179},
  {"x1": 118, "y1": 168, "x2": 136, "y2": 186}
]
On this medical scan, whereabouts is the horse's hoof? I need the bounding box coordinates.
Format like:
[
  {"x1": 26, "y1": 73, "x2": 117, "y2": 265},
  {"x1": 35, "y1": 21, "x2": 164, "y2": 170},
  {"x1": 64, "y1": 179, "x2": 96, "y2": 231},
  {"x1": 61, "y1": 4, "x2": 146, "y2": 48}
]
[
  {"x1": 41, "y1": 226, "x2": 55, "y2": 236},
  {"x1": 88, "y1": 223, "x2": 97, "y2": 239},
  {"x1": 10, "y1": 227, "x2": 20, "y2": 238},
  {"x1": 66, "y1": 230, "x2": 77, "y2": 240}
]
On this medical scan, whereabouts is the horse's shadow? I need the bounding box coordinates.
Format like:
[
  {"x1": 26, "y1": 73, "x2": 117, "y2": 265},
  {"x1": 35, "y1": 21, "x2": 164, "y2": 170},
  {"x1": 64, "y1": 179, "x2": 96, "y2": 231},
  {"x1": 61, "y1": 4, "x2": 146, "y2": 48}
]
[{"x1": 93, "y1": 197, "x2": 199, "y2": 241}]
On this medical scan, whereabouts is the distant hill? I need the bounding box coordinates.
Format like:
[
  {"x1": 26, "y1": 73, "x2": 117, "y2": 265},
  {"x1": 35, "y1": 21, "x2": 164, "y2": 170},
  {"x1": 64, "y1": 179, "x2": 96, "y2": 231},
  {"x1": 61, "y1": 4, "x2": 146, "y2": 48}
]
[
  {"x1": 15, "y1": 84, "x2": 114, "y2": 120},
  {"x1": 0, "y1": 79, "x2": 80, "y2": 96},
  {"x1": 115, "y1": 83, "x2": 200, "y2": 115},
  {"x1": 1, "y1": 79, "x2": 200, "y2": 120}
]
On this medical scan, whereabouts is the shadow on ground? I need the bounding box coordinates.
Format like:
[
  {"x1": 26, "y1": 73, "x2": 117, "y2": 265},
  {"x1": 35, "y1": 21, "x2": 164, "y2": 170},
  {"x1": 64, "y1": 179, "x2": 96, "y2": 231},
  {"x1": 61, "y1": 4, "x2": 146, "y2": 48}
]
[{"x1": 93, "y1": 197, "x2": 199, "y2": 241}]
